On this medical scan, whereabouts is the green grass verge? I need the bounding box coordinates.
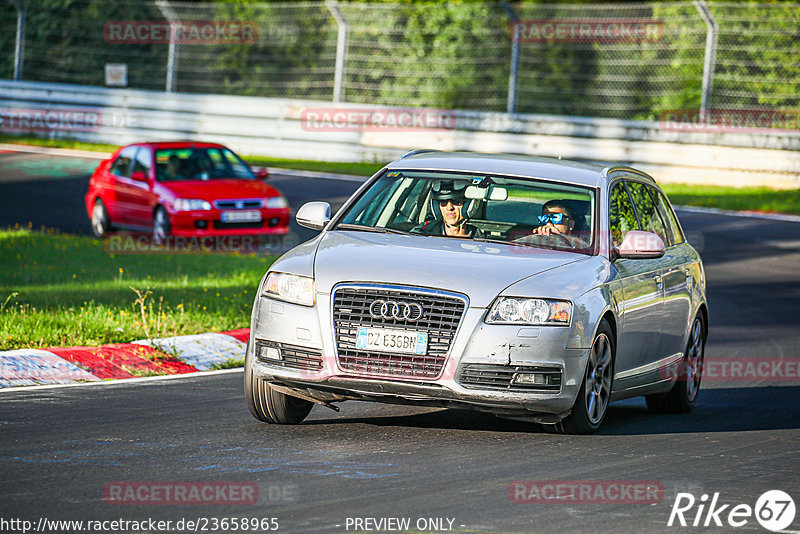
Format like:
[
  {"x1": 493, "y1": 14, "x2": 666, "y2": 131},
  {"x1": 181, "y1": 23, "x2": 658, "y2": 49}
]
[
  {"x1": 2, "y1": 133, "x2": 799, "y2": 214},
  {"x1": 248, "y1": 156, "x2": 382, "y2": 177},
  {"x1": 0, "y1": 228, "x2": 273, "y2": 350},
  {"x1": 660, "y1": 184, "x2": 800, "y2": 215},
  {"x1": 0, "y1": 133, "x2": 120, "y2": 154}
]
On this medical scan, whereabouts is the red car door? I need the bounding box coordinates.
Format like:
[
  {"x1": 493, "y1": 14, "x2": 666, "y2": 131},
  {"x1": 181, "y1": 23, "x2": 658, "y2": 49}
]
[
  {"x1": 126, "y1": 146, "x2": 156, "y2": 227},
  {"x1": 104, "y1": 145, "x2": 138, "y2": 224}
]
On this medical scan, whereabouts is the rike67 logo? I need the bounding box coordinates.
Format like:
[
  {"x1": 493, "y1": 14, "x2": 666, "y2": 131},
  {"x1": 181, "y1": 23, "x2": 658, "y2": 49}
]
[{"x1": 668, "y1": 490, "x2": 796, "y2": 532}]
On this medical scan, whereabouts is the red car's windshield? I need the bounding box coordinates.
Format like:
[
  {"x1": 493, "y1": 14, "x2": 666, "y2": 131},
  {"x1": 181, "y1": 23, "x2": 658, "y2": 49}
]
[{"x1": 155, "y1": 147, "x2": 255, "y2": 181}]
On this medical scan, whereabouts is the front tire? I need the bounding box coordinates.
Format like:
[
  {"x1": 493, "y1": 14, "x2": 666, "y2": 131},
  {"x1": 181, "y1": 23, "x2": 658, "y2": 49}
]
[
  {"x1": 547, "y1": 319, "x2": 614, "y2": 434},
  {"x1": 153, "y1": 207, "x2": 171, "y2": 244},
  {"x1": 244, "y1": 367, "x2": 313, "y2": 424},
  {"x1": 91, "y1": 199, "x2": 111, "y2": 237},
  {"x1": 646, "y1": 316, "x2": 705, "y2": 414}
]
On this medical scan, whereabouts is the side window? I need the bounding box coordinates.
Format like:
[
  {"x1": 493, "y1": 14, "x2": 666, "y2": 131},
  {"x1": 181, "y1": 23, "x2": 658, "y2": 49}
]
[
  {"x1": 132, "y1": 147, "x2": 152, "y2": 177},
  {"x1": 627, "y1": 181, "x2": 669, "y2": 245},
  {"x1": 609, "y1": 182, "x2": 639, "y2": 247},
  {"x1": 110, "y1": 146, "x2": 137, "y2": 177},
  {"x1": 647, "y1": 186, "x2": 685, "y2": 245}
]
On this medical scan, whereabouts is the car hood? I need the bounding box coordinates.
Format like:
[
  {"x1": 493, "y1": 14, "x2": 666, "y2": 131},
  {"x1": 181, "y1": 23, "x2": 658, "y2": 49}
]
[
  {"x1": 158, "y1": 180, "x2": 280, "y2": 201},
  {"x1": 312, "y1": 231, "x2": 587, "y2": 307}
]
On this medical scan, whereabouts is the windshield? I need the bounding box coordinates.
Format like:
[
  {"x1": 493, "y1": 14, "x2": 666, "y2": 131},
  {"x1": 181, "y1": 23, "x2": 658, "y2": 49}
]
[
  {"x1": 155, "y1": 147, "x2": 255, "y2": 181},
  {"x1": 336, "y1": 170, "x2": 596, "y2": 254}
]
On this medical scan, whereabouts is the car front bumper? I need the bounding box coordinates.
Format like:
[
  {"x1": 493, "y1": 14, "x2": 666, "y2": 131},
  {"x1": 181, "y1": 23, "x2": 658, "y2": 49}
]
[
  {"x1": 248, "y1": 292, "x2": 590, "y2": 422},
  {"x1": 169, "y1": 208, "x2": 290, "y2": 236}
]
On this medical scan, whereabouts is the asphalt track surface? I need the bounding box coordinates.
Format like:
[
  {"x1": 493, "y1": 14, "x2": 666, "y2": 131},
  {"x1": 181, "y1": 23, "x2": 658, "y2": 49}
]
[{"x1": 2, "y1": 151, "x2": 800, "y2": 533}]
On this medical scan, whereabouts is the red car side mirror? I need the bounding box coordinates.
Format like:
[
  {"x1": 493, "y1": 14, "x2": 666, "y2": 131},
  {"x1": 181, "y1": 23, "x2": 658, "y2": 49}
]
[
  {"x1": 130, "y1": 171, "x2": 148, "y2": 181},
  {"x1": 256, "y1": 168, "x2": 269, "y2": 180}
]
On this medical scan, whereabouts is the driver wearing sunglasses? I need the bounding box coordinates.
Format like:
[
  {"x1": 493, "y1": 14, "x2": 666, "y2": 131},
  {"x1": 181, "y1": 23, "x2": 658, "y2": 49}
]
[
  {"x1": 412, "y1": 181, "x2": 485, "y2": 238},
  {"x1": 530, "y1": 200, "x2": 577, "y2": 238}
]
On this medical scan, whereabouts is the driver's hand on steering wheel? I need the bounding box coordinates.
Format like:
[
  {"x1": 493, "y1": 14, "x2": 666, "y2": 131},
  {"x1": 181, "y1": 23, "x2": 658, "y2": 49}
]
[{"x1": 531, "y1": 223, "x2": 564, "y2": 236}]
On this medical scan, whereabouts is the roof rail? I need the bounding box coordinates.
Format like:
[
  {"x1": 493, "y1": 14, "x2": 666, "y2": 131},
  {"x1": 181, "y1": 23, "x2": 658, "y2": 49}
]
[{"x1": 400, "y1": 149, "x2": 442, "y2": 159}]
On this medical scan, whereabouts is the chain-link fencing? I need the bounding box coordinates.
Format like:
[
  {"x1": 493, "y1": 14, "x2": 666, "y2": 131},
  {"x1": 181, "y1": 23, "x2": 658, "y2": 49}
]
[{"x1": 1, "y1": 1, "x2": 798, "y2": 121}]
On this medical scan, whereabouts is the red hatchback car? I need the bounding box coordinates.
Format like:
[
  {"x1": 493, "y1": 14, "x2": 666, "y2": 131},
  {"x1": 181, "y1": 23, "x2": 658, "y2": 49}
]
[{"x1": 85, "y1": 141, "x2": 290, "y2": 240}]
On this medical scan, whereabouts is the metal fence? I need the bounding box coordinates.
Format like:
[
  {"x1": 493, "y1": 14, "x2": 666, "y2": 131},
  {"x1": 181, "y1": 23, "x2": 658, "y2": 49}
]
[{"x1": 1, "y1": 1, "x2": 798, "y2": 121}]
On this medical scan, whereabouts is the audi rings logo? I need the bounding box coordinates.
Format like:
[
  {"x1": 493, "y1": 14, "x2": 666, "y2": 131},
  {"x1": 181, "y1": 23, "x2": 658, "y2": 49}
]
[{"x1": 369, "y1": 300, "x2": 424, "y2": 322}]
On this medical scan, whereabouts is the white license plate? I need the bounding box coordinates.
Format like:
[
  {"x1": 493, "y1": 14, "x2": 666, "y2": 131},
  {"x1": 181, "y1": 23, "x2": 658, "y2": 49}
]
[
  {"x1": 221, "y1": 210, "x2": 262, "y2": 223},
  {"x1": 355, "y1": 327, "x2": 427, "y2": 355}
]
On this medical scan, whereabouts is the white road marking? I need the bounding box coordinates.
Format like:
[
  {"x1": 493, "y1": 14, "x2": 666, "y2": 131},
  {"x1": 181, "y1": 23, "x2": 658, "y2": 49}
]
[
  {"x1": 0, "y1": 143, "x2": 109, "y2": 159},
  {"x1": 0, "y1": 368, "x2": 242, "y2": 393}
]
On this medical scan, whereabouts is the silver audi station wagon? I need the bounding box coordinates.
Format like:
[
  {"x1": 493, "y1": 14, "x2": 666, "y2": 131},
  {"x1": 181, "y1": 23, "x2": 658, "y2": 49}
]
[{"x1": 245, "y1": 152, "x2": 708, "y2": 433}]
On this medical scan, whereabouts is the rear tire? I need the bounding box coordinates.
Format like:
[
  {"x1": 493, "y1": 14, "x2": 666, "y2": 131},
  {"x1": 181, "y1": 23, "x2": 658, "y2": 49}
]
[
  {"x1": 546, "y1": 319, "x2": 615, "y2": 434},
  {"x1": 91, "y1": 199, "x2": 111, "y2": 237},
  {"x1": 646, "y1": 316, "x2": 705, "y2": 414},
  {"x1": 244, "y1": 367, "x2": 313, "y2": 424}
]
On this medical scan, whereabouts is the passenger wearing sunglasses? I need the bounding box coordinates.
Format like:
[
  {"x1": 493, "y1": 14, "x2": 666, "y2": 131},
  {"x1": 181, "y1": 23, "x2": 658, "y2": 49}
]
[{"x1": 412, "y1": 181, "x2": 485, "y2": 238}]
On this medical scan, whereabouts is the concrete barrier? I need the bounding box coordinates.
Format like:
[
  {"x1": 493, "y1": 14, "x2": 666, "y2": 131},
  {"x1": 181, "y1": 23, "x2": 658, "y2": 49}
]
[{"x1": 1, "y1": 80, "x2": 798, "y2": 188}]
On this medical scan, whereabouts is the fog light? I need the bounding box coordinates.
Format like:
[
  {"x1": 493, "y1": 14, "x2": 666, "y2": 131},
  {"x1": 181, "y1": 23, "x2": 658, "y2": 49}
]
[
  {"x1": 512, "y1": 373, "x2": 547, "y2": 385},
  {"x1": 257, "y1": 345, "x2": 282, "y2": 362},
  {"x1": 194, "y1": 220, "x2": 208, "y2": 229},
  {"x1": 268, "y1": 217, "x2": 280, "y2": 227}
]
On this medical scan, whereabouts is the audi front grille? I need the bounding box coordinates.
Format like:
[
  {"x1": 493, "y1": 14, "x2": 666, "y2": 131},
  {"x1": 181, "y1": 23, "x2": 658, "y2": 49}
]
[{"x1": 332, "y1": 285, "x2": 467, "y2": 379}]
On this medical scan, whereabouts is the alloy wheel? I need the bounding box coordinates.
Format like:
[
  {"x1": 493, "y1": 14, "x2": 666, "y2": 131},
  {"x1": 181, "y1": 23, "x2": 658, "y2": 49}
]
[{"x1": 585, "y1": 332, "x2": 613, "y2": 425}]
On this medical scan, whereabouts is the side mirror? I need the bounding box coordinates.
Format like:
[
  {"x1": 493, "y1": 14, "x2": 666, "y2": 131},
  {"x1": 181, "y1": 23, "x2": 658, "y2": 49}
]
[
  {"x1": 255, "y1": 168, "x2": 269, "y2": 180},
  {"x1": 614, "y1": 230, "x2": 665, "y2": 260},
  {"x1": 296, "y1": 201, "x2": 331, "y2": 231},
  {"x1": 130, "y1": 171, "x2": 148, "y2": 181}
]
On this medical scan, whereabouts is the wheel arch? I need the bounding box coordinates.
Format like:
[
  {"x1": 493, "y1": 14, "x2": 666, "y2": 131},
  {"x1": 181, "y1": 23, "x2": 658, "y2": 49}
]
[
  {"x1": 600, "y1": 309, "x2": 618, "y2": 351},
  {"x1": 696, "y1": 302, "x2": 709, "y2": 338}
]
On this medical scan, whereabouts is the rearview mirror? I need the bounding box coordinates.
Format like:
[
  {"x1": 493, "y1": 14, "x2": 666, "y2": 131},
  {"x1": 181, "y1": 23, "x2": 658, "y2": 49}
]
[
  {"x1": 296, "y1": 201, "x2": 331, "y2": 231},
  {"x1": 255, "y1": 168, "x2": 269, "y2": 180},
  {"x1": 614, "y1": 230, "x2": 665, "y2": 260},
  {"x1": 465, "y1": 185, "x2": 508, "y2": 201}
]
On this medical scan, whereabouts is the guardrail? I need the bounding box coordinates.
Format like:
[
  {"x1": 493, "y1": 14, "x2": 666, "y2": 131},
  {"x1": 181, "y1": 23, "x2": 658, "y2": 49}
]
[{"x1": 1, "y1": 80, "x2": 798, "y2": 188}]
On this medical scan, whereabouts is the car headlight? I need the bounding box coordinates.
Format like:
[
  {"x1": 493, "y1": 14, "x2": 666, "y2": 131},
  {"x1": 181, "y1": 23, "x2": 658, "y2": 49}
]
[
  {"x1": 263, "y1": 196, "x2": 288, "y2": 209},
  {"x1": 486, "y1": 297, "x2": 571, "y2": 326},
  {"x1": 262, "y1": 272, "x2": 315, "y2": 306},
  {"x1": 174, "y1": 198, "x2": 212, "y2": 211}
]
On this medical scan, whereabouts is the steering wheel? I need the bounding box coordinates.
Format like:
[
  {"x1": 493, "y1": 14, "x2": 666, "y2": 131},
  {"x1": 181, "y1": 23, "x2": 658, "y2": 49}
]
[{"x1": 516, "y1": 231, "x2": 576, "y2": 249}]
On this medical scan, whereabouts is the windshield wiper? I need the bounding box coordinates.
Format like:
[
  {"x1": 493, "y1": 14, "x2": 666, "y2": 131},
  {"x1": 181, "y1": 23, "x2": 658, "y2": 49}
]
[
  {"x1": 471, "y1": 237, "x2": 512, "y2": 246},
  {"x1": 335, "y1": 224, "x2": 410, "y2": 235}
]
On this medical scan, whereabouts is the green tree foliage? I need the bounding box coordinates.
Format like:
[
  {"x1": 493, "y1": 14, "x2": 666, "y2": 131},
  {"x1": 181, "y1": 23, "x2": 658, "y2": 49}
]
[
  {"x1": 1, "y1": 0, "x2": 796, "y2": 121},
  {"x1": 708, "y1": 1, "x2": 800, "y2": 110},
  {"x1": 3, "y1": 0, "x2": 167, "y2": 88},
  {"x1": 194, "y1": 2, "x2": 337, "y2": 98},
  {"x1": 343, "y1": 3, "x2": 510, "y2": 110}
]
